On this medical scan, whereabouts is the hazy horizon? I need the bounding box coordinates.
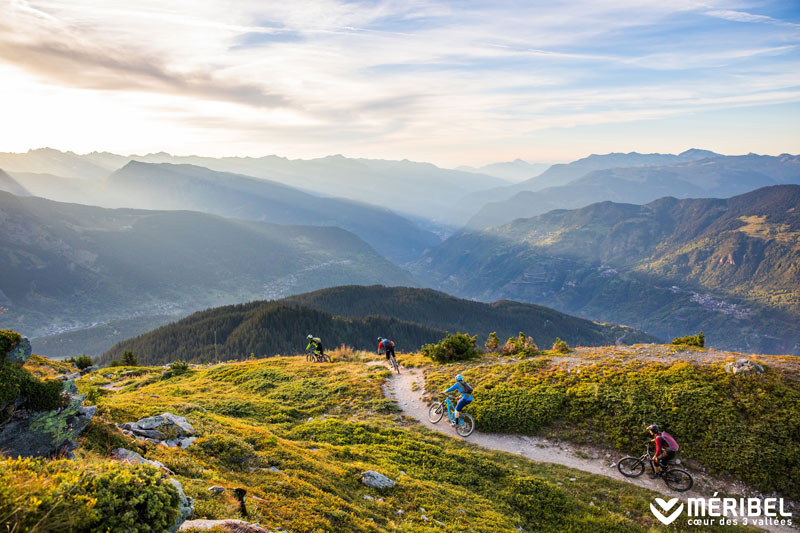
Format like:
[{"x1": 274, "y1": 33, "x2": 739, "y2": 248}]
[{"x1": 1, "y1": 1, "x2": 798, "y2": 167}]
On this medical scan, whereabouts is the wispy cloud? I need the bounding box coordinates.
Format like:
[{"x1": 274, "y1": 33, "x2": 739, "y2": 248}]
[{"x1": 0, "y1": 0, "x2": 798, "y2": 164}]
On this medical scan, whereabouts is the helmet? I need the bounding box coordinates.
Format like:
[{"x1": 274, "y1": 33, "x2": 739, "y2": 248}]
[
  {"x1": 647, "y1": 424, "x2": 660, "y2": 434},
  {"x1": 456, "y1": 374, "x2": 463, "y2": 381},
  {"x1": 377, "y1": 337, "x2": 383, "y2": 342},
  {"x1": 307, "y1": 334, "x2": 313, "y2": 340}
]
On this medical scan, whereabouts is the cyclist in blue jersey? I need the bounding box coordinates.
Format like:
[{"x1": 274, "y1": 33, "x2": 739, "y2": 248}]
[{"x1": 444, "y1": 374, "x2": 473, "y2": 427}]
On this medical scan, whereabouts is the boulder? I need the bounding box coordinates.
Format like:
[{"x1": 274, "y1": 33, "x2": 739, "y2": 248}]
[
  {"x1": 0, "y1": 387, "x2": 96, "y2": 458},
  {"x1": 724, "y1": 359, "x2": 765, "y2": 375},
  {"x1": 130, "y1": 428, "x2": 167, "y2": 440},
  {"x1": 112, "y1": 448, "x2": 165, "y2": 468},
  {"x1": 209, "y1": 486, "x2": 226, "y2": 494},
  {"x1": 7, "y1": 337, "x2": 31, "y2": 365},
  {"x1": 360, "y1": 470, "x2": 396, "y2": 490},
  {"x1": 134, "y1": 413, "x2": 195, "y2": 438},
  {"x1": 168, "y1": 477, "x2": 194, "y2": 533}
]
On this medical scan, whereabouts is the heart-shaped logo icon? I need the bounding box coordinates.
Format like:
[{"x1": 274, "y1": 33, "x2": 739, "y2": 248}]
[{"x1": 650, "y1": 497, "x2": 684, "y2": 525}]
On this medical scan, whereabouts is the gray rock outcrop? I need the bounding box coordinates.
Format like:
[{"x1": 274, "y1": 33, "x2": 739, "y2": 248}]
[
  {"x1": 360, "y1": 470, "x2": 396, "y2": 490},
  {"x1": 724, "y1": 359, "x2": 765, "y2": 374},
  {"x1": 119, "y1": 412, "x2": 196, "y2": 448},
  {"x1": 7, "y1": 337, "x2": 31, "y2": 365}
]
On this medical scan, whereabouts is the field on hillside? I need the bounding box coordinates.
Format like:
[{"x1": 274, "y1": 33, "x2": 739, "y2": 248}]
[{"x1": 2, "y1": 349, "x2": 769, "y2": 532}]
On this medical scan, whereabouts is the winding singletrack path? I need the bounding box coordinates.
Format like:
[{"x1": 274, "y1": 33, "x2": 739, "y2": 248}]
[{"x1": 380, "y1": 365, "x2": 795, "y2": 533}]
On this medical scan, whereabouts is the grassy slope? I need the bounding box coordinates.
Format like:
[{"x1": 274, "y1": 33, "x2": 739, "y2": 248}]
[
  {"x1": 425, "y1": 345, "x2": 800, "y2": 501},
  {"x1": 27, "y1": 352, "x2": 751, "y2": 532}
]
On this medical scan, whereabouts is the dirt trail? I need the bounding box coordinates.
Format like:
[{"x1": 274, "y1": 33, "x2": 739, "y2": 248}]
[{"x1": 379, "y1": 365, "x2": 796, "y2": 533}]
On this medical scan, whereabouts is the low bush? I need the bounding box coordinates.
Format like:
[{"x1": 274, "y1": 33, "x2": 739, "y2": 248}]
[
  {"x1": 0, "y1": 457, "x2": 181, "y2": 532},
  {"x1": 0, "y1": 329, "x2": 21, "y2": 357},
  {"x1": 503, "y1": 476, "x2": 567, "y2": 525},
  {"x1": 194, "y1": 433, "x2": 257, "y2": 470},
  {"x1": 161, "y1": 360, "x2": 191, "y2": 380},
  {"x1": 502, "y1": 332, "x2": 538, "y2": 356},
  {"x1": 484, "y1": 332, "x2": 500, "y2": 352},
  {"x1": 66, "y1": 355, "x2": 94, "y2": 370},
  {"x1": 672, "y1": 331, "x2": 705, "y2": 347},
  {"x1": 421, "y1": 333, "x2": 480, "y2": 363},
  {"x1": 551, "y1": 337, "x2": 570, "y2": 353}
]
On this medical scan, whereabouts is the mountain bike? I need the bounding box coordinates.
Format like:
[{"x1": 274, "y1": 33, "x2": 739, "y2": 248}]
[
  {"x1": 306, "y1": 350, "x2": 331, "y2": 363},
  {"x1": 428, "y1": 395, "x2": 474, "y2": 437},
  {"x1": 617, "y1": 442, "x2": 693, "y2": 491},
  {"x1": 388, "y1": 353, "x2": 400, "y2": 374}
]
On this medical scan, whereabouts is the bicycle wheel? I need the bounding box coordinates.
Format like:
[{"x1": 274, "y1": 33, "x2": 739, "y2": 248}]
[
  {"x1": 428, "y1": 402, "x2": 444, "y2": 423},
  {"x1": 320, "y1": 354, "x2": 331, "y2": 363},
  {"x1": 617, "y1": 457, "x2": 645, "y2": 478},
  {"x1": 663, "y1": 469, "x2": 693, "y2": 492},
  {"x1": 456, "y1": 413, "x2": 475, "y2": 437},
  {"x1": 306, "y1": 353, "x2": 315, "y2": 362},
  {"x1": 391, "y1": 357, "x2": 400, "y2": 374}
]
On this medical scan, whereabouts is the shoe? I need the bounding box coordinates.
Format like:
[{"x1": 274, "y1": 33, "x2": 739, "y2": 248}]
[
  {"x1": 449, "y1": 421, "x2": 456, "y2": 427},
  {"x1": 648, "y1": 473, "x2": 659, "y2": 479}
]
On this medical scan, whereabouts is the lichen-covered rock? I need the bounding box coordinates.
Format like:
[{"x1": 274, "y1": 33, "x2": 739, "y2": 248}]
[
  {"x1": 724, "y1": 359, "x2": 765, "y2": 374},
  {"x1": 360, "y1": 470, "x2": 396, "y2": 490},
  {"x1": 7, "y1": 337, "x2": 31, "y2": 366},
  {"x1": 0, "y1": 387, "x2": 96, "y2": 458}
]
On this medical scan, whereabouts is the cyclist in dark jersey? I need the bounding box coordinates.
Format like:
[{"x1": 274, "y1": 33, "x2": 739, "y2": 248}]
[
  {"x1": 377, "y1": 337, "x2": 395, "y2": 362},
  {"x1": 647, "y1": 424, "x2": 676, "y2": 477}
]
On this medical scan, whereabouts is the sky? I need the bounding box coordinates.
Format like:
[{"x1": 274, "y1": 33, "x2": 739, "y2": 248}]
[{"x1": 0, "y1": 0, "x2": 798, "y2": 167}]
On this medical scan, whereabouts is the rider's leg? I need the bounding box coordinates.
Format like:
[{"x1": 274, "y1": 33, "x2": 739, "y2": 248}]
[{"x1": 454, "y1": 397, "x2": 470, "y2": 426}]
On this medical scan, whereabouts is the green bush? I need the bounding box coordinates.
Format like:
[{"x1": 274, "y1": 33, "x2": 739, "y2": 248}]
[
  {"x1": 66, "y1": 355, "x2": 94, "y2": 370},
  {"x1": 420, "y1": 333, "x2": 480, "y2": 363},
  {"x1": 0, "y1": 457, "x2": 181, "y2": 533},
  {"x1": 161, "y1": 360, "x2": 191, "y2": 380},
  {"x1": 194, "y1": 433, "x2": 256, "y2": 470},
  {"x1": 551, "y1": 337, "x2": 570, "y2": 353},
  {"x1": 20, "y1": 377, "x2": 66, "y2": 412},
  {"x1": 502, "y1": 332, "x2": 538, "y2": 356},
  {"x1": 0, "y1": 329, "x2": 21, "y2": 358},
  {"x1": 504, "y1": 476, "x2": 567, "y2": 525},
  {"x1": 672, "y1": 331, "x2": 705, "y2": 347},
  {"x1": 484, "y1": 332, "x2": 500, "y2": 352}
]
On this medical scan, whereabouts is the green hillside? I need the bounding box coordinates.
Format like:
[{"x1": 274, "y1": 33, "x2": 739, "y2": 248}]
[
  {"x1": 0, "y1": 193, "x2": 416, "y2": 343},
  {"x1": 414, "y1": 185, "x2": 800, "y2": 355},
  {"x1": 101, "y1": 286, "x2": 656, "y2": 366}
]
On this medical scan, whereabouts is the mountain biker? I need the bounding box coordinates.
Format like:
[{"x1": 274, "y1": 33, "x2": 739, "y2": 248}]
[
  {"x1": 647, "y1": 424, "x2": 678, "y2": 477},
  {"x1": 377, "y1": 337, "x2": 396, "y2": 365},
  {"x1": 306, "y1": 334, "x2": 325, "y2": 359},
  {"x1": 444, "y1": 374, "x2": 473, "y2": 427}
]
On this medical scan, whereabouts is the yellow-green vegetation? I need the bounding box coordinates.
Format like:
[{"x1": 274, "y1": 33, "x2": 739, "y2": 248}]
[
  {"x1": 0, "y1": 456, "x2": 181, "y2": 532},
  {"x1": 426, "y1": 347, "x2": 800, "y2": 501},
  {"x1": 672, "y1": 332, "x2": 705, "y2": 347},
  {"x1": 0, "y1": 353, "x2": 739, "y2": 532},
  {"x1": 420, "y1": 333, "x2": 480, "y2": 363}
]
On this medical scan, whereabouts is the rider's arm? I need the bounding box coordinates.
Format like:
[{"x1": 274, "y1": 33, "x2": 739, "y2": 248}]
[
  {"x1": 444, "y1": 383, "x2": 459, "y2": 394},
  {"x1": 306, "y1": 342, "x2": 313, "y2": 351},
  {"x1": 654, "y1": 436, "x2": 662, "y2": 456}
]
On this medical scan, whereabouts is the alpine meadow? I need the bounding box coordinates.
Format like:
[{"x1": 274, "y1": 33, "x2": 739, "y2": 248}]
[{"x1": 1, "y1": 2, "x2": 799, "y2": 532}]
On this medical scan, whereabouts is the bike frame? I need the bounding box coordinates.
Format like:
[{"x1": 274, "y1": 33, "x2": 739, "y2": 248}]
[{"x1": 443, "y1": 396, "x2": 458, "y2": 422}]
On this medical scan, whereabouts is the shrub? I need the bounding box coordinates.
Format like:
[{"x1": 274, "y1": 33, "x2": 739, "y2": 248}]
[
  {"x1": 672, "y1": 331, "x2": 705, "y2": 347},
  {"x1": 121, "y1": 351, "x2": 140, "y2": 366},
  {"x1": 19, "y1": 377, "x2": 67, "y2": 411},
  {"x1": 504, "y1": 476, "x2": 567, "y2": 525},
  {"x1": 66, "y1": 355, "x2": 94, "y2": 370},
  {"x1": 0, "y1": 457, "x2": 181, "y2": 532},
  {"x1": 484, "y1": 332, "x2": 500, "y2": 352},
  {"x1": 161, "y1": 360, "x2": 191, "y2": 380},
  {"x1": 0, "y1": 329, "x2": 21, "y2": 358},
  {"x1": 194, "y1": 434, "x2": 256, "y2": 470},
  {"x1": 420, "y1": 333, "x2": 480, "y2": 363},
  {"x1": 551, "y1": 337, "x2": 570, "y2": 353},
  {"x1": 502, "y1": 332, "x2": 538, "y2": 356}
]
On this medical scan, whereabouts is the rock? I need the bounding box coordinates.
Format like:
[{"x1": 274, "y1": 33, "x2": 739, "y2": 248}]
[
  {"x1": 267, "y1": 466, "x2": 281, "y2": 473},
  {"x1": 360, "y1": 471, "x2": 396, "y2": 490},
  {"x1": 569, "y1": 478, "x2": 576, "y2": 482},
  {"x1": 168, "y1": 477, "x2": 193, "y2": 533},
  {"x1": 396, "y1": 509, "x2": 403, "y2": 515},
  {"x1": 419, "y1": 507, "x2": 426, "y2": 513},
  {"x1": 209, "y1": 486, "x2": 226, "y2": 494},
  {"x1": 421, "y1": 515, "x2": 429, "y2": 521},
  {"x1": 724, "y1": 359, "x2": 764, "y2": 375},
  {"x1": 363, "y1": 494, "x2": 374, "y2": 501},
  {"x1": 179, "y1": 437, "x2": 197, "y2": 449},
  {"x1": 178, "y1": 520, "x2": 270, "y2": 532},
  {"x1": 0, "y1": 386, "x2": 96, "y2": 458},
  {"x1": 162, "y1": 439, "x2": 179, "y2": 448},
  {"x1": 132, "y1": 413, "x2": 195, "y2": 438},
  {"x1": 111, "y1": 448, "x2": 170, "y2": 472},
  {"x1": 131, "y1": 428, "x2": 167, "y2": 440},
  {"x1": 7, "y1": 338, "x2": 31, "y2": 365}
]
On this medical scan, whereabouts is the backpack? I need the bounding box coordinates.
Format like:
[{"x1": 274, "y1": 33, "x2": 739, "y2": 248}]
[
  {"x1": 460, "y1": 381, "x2": 474, "y2": 395},
  {"x1": 384, "y1": 339, "x2": 394, "y2": 348},
  {"x1": 661, "y1": 431, "x2": 679, "y2": 452}
]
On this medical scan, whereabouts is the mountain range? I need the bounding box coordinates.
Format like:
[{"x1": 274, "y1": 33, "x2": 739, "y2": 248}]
[
  {"x1": 414, "y1": 185, "x2": 800, "y2": 355},
  {"x1": 100, "y1": 285, "x2": 656, "y2": 365},
  {"x1": 0, "y1": 192, "x2": 414, "y2": 348},
  {"x1": 466, "y1": 152, "x2": 800, "y2": 228}
]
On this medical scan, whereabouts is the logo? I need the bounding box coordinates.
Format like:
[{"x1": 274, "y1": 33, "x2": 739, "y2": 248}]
[{"x1": 650, "y1": 497, "x2": 684, "y2": 525}]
